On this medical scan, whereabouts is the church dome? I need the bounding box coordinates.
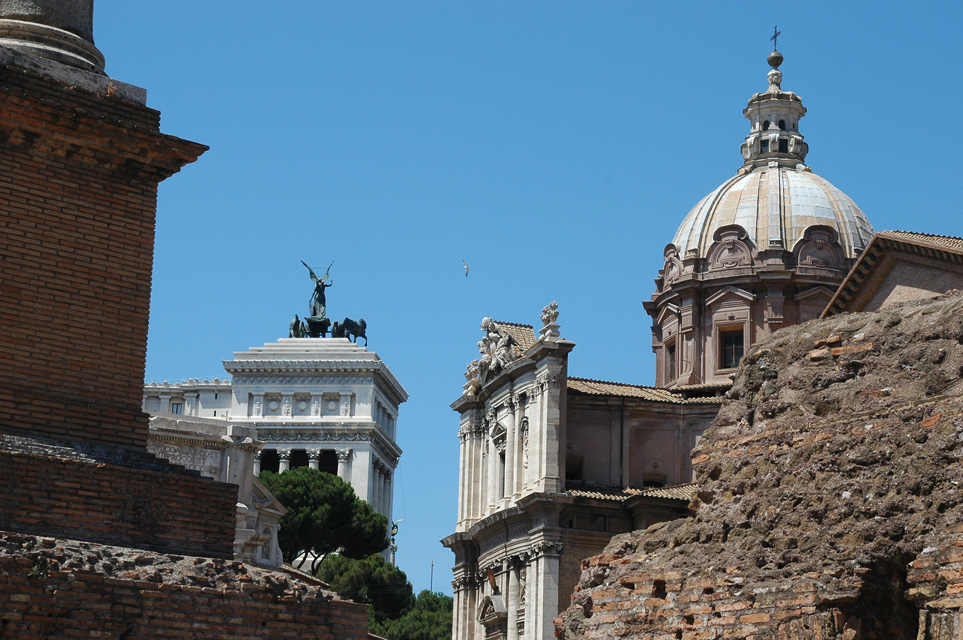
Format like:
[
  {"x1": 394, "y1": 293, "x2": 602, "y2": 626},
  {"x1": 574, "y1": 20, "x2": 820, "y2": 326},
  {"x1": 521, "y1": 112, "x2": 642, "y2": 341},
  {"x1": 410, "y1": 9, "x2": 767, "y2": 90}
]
[
  {"x1": 672, "y1": 166, "x2": 874, "y2": 260},
  {"x1": 646, "y1": 46, "x2": 877, "y2": 391},
  {"x1": 669, "y1": 51, "x2": 873, "y2": 260}
]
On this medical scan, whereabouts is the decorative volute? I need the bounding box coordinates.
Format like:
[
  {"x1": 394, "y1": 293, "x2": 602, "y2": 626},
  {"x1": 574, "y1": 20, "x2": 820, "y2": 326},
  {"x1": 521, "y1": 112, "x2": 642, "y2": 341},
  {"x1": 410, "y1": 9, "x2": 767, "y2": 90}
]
[
  {"x1": 0, "y1": 0, "x2": 104, "y2": 73},
  {"x1": 740, "y1": 49, "x2": 808, "y2": 169}
]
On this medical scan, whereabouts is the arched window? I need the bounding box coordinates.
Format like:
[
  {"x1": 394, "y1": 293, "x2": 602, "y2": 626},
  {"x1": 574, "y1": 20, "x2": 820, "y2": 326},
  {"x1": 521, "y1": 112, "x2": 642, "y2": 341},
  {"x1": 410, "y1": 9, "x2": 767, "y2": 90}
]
[
  {"x1": 763, "y1": 119, "x2": 770, "y2": 130},
  {"x1": 778, "y1": 119, "x2": 786, "y2": 130}
]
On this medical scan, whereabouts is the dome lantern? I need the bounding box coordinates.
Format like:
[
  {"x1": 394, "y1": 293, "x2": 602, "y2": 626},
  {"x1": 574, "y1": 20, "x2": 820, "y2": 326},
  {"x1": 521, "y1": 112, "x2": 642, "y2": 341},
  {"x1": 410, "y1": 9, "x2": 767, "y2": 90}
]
[{"x1": 740, "y1": 50, "x2": 808, "y2": 168}]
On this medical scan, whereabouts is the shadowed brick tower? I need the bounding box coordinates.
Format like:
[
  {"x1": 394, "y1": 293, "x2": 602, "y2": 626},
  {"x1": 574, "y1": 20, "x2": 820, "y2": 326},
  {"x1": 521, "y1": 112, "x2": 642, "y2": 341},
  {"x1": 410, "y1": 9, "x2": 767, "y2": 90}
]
[
  {"x1": 0, "y1": 0, "x2": 203, "y2": 447},
  {"x1": 0, "y1": 3, "x2": 370, "y2": 636}
]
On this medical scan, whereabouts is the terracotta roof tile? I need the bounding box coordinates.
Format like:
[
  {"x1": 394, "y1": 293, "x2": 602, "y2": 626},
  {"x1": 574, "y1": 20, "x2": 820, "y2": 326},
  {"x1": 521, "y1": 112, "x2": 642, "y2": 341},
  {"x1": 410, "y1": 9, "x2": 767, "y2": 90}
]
[
  {"x1": 672, "y1": 381, "x2": 733, "y2": 391},
  {"x1": 565, "y1": 481, "x2": 696, "y2": 502},
  {"x1": 879, "y1": 230, "x2": 963, "y2": 253},
  {"x1": 568, "y1": 378, "x2": 683, "y2": 403},
  {"x1": 491, "y1": 321, "x2": 538, "y2": 357}
]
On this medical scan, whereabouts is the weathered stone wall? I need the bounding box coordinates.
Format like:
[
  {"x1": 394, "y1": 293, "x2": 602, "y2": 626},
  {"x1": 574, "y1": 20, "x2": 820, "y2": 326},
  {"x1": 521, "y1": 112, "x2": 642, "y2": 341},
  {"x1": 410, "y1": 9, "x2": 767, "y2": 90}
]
[
  {"x1": 0, "y1": 533, "x2": 369, "y2": 639},
  {"x1": 556, "y1": 291, "x2": 963, "y2": 639}
]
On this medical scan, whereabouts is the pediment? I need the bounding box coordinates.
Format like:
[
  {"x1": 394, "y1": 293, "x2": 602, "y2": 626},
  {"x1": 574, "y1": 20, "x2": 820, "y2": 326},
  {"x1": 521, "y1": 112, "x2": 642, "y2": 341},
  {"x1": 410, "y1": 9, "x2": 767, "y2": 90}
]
[
  {"x1": 795, "y1": 286, "x2": 836, "y2": 302},
  {"x1": 656, "y1": 302, "x2": 681, "y2": 326},
  {"x1": 705, "y1": 286, "x2": 755, "y2": 307},
  {"x1": 478, "y1": 595, "x2": 507, "y2": 625}
]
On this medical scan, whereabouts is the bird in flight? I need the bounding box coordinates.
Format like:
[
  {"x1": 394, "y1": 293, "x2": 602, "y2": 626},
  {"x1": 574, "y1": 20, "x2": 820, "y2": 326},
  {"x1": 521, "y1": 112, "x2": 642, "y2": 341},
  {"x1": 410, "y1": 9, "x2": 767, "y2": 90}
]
[{"x1": 463, "y1": 260, "x2": 470, "y2": 277}]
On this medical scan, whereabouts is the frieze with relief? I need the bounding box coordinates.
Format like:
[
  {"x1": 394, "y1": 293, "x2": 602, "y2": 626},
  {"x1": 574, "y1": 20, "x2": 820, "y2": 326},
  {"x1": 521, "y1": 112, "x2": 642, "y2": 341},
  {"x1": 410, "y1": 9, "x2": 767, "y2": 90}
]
[
  {"x1": 232, "y1": 375, "x2": 375, "y2": 386},
  {"x1": 147, "y1": 441, "x2": 222, "y2": 478},
  {"x1": 707, "y1": 226, "x2": 754, "y2": 271}
]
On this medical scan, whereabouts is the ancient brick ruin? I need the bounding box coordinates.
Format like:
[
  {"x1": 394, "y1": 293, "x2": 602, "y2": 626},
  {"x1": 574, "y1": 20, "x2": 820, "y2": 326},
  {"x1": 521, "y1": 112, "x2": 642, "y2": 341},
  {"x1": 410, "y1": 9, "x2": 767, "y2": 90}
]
[
  {"x1": 0, "y1": 5, "x2": 368, "y2": 638},
  {"x1": 556, "y1": 291, "x2": 963, "y2": 639}
]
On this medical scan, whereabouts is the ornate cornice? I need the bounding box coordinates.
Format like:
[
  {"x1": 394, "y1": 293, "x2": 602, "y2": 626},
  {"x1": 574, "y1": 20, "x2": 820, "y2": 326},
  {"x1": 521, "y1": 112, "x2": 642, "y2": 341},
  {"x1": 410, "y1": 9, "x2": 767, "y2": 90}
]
[{"x1": 255, "y1": 427, "x2": 400, "y2": 465}]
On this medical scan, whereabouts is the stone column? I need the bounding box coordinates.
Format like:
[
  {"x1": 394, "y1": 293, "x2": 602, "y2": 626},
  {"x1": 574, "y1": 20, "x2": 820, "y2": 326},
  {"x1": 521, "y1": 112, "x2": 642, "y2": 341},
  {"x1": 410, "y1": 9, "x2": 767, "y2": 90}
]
[
  {"x1": 486, "y1": 422, "x2": 498, "y2": 513},
  {"x1": 457, "y1": 430, "x2": 467, "y2": 525},
  {"x1": 506, "y1": 559, "x2": 519, "y2": 640},
  {"x1": 278, "y1": 449, "x2": 291, "y2": 473},
  {"x1": 308, "y1": 448, "x2": 321, "y2": 470},
  {"x1": 531, "y1": 541, "x2": 562, "y2": 640},
  {"x1": 0, "y1": 0, "x2": 105, "y2": 72},
  {"x1": 382, "y1": 468, "x2": 392, "y2": 525},
  {"x1": 371, "y1": 460, "x2": 382, "y2": 512},
  {"x1": 253, "y1": 449, "x2": 262, "y2": 476},
  {"x1": 336, "y1": 448, "x2": 351, "y2": 481},
  {"x1": 503, "y1": 399, "x2": 517, "y2": 505}
]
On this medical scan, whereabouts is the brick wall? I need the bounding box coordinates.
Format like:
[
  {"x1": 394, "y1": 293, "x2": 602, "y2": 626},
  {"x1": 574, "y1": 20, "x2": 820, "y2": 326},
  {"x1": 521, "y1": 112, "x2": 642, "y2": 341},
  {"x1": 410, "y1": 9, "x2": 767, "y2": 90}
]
[
  {"x1": 0, "y1": 534, "x2": 370, "y2": 640},
  {"x1": 0, "y1": 431, "x2": 236, "y2": 558},
  {"x1": 0, "y1": 61, "x2": 206, "y2": 449}
]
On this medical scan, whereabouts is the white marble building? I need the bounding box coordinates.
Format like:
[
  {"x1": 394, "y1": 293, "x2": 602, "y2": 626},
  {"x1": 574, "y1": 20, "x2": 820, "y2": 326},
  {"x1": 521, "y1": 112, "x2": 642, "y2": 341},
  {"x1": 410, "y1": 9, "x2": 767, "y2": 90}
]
[
  {"x1": 143, "y1": 338, "x2": 407, "y2": 522},
  {"x1": 147, "y1": 416, "x2": 287, "y2": 568}
]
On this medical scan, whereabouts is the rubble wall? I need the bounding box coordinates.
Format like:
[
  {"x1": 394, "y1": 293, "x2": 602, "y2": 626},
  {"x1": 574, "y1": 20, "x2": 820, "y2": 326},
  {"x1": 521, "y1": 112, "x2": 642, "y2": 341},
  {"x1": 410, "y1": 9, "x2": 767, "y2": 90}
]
[
  {"x1": 0, "y1": 533, "x2": 369, "y2": 640},
  {"x1": 556, "y1": 291, "x2": 963, "y2": 639}
]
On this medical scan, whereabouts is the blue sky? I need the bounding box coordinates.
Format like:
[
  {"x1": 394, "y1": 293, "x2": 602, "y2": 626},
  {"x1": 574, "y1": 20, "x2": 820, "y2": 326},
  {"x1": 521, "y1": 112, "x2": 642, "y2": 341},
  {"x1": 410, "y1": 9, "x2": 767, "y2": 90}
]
[{"x1": 95, "y1": 2, "x2": 963, "y2": 594}]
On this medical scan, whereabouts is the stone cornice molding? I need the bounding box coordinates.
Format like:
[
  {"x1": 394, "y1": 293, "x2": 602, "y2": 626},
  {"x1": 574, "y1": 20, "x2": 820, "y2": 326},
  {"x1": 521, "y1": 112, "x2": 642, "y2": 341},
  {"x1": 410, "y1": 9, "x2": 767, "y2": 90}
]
[
  {"x1": 255, "y1": 427, "x2": 401, "y2": 464},
  {"x1": 147, "y1": 433, "x2": 229, "y2": 451},
  {"x1": 224, "y1": 358, "x2": 408, "y2": 404}
]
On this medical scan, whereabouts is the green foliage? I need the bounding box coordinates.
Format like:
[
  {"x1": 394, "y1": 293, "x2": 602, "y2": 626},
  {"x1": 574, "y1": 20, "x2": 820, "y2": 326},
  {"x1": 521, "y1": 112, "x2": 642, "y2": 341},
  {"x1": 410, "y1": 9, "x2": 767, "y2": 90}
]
[
  {"x1": 259, "y1": 467, "x2": 388, "y2": 570},
  {"x1": 317, "y1": 553, "x2": 414, "y2": 623},
  {"x1": 369, "y1": 590, "x2": 453, "y2": 640}
]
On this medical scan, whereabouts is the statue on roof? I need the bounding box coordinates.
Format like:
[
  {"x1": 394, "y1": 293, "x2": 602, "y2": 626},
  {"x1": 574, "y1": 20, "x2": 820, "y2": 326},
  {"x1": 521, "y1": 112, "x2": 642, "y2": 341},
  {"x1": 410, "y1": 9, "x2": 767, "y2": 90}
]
[{"x1": 302, "y1": 260, "x2": 334, "y2": 319}]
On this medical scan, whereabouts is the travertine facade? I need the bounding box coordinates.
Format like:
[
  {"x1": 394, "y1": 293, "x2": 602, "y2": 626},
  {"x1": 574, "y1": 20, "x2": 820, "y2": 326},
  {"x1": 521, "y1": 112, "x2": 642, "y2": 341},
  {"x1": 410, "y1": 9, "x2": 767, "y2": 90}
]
[
  {"x1": 443, "y1": 309, "x2": 719, "y2": 640},
  {"x1": 143, "y1": 337, "x2": 407, "y2": 521},
  {"x1": 147, "y1": 416, "x2": 287, "y2": 568}
]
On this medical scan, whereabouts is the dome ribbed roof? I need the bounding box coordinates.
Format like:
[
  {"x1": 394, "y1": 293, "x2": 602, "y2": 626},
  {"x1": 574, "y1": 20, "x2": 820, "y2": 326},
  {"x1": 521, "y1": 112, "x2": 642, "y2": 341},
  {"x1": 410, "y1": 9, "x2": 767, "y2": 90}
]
[
  {"x1": 670, "y1": 51, "x2": 873, "y2": 259},
  {"x1": 672, "y1": 166, "x2": 874, "y2": 259}
]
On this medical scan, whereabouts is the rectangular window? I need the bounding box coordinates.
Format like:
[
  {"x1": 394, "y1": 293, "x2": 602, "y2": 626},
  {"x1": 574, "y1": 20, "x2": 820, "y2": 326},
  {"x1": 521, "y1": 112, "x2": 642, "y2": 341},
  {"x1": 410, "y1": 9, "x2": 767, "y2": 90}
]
[
  {"x1": 720, "y1": 329, "x2": 744, "y2": 369},
  {"x1": 760, "y1": 140, "x2": 769, "y2": 153},
  {"x1": 170, "y1": 402, "x2": 183, "y2": 415},
  {"x1": 666, "y1": 342, "x2": 676, "y2": 381}
]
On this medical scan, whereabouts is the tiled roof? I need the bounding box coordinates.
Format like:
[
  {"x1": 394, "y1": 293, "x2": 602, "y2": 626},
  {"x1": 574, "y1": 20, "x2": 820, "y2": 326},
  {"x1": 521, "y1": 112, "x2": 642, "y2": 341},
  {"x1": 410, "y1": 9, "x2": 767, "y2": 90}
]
[
  {"x1": 824, "y1": 230, "x2": 963, "y2": 317},
  {"x1": 566, "y1": 481, "x2": 696, "y2": 503},
  {"x1": 672, "y1": 381, "x2": 733, "y2": 391},
  {"x1": 879, "y1": 230, "x2": 963, "y2": 252},
  {"x1": 492, "y1": 321, "x2": 538, "y2": 356},
  {"x1": 568, "y1": 378, "x2": 683, "y2": 403}
]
